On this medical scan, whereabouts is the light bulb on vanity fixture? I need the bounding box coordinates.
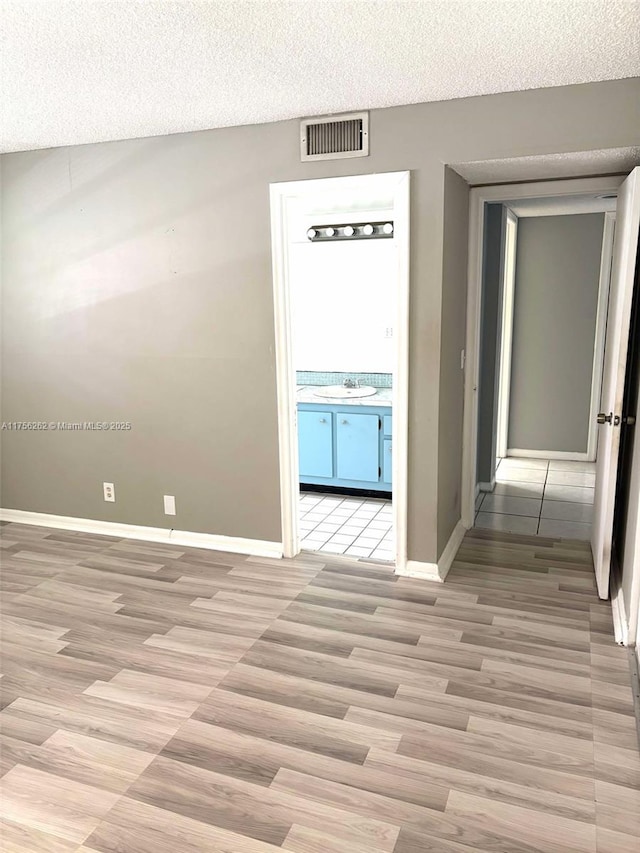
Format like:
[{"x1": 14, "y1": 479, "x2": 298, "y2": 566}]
[{"x1": 307, "y1": 221, "x2": 394, "y2": 241}]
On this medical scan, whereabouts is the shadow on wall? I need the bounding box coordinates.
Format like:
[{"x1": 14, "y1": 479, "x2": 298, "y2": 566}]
[{"x1": 4, "y1": 132, "x2": 279, "y2": 301}]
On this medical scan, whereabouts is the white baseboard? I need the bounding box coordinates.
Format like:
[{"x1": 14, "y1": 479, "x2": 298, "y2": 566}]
[
  {"x1": 436, "y1": 520, "x2": 467, "y2": 581},
  {"x1": 397, "y1": 520, "x2": 466, "y2": 583},
  {"x1": 611, "y1": 581, "x2": 629, "y2": 646},
  {"x1": 478, "y1": 480, "x2": 495, "y2": 493},
  {"x1": 399, "y1": 559, "x2": 440, "y2": 581},
  {"x1": 0, "y1": 508, "x2": 283, "y2": 559},
  {"x1": 507, "y1": 448, "x2": 593, "y2": 461}
]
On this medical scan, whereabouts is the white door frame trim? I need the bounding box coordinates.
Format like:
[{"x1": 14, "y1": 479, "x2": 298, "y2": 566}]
[
  {"x1": 504, "y1": 209, "x2": 616, "y2": 462},
  {"x1": 495, "y1": 207, "x2": 518, "y2": 459},
  {"x1": 462, "y1": 175, "x2": 624, "y2": 529},
  {"x1": 270, "y1": 171, "x2": 410, "y2": 569}
]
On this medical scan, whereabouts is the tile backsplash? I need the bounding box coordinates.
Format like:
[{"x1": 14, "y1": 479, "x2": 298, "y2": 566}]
[{"x1": 297, "y1": 371, "x2": 392, "y2": 387}]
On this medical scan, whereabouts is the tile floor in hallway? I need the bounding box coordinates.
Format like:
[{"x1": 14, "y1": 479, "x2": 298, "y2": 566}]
[
  {"x1": 475, "y1": 456, "x2": 596, "y2": 539},
  {"x1": 299, "y1": 492, "x2": 394, "y2": 560}
]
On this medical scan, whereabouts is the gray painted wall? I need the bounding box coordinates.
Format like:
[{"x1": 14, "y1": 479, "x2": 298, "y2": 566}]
[
  {"x1": 508, "y1": 213, "x2": 605, "y2": 454},
  {"x1": 438, "y1": 167, "x2": 469, "y2": 552},
  {"x1": 476, "y1": 203, "x2": 504, "y2": 484},
  {"x1": 1, "y1": 78, "x2": 639, "y2": 563}
]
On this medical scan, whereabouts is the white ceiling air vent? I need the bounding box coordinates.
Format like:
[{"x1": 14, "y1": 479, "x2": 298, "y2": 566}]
[{"x1": 300, "y1": 112, "x2": 369, "y2": 162}]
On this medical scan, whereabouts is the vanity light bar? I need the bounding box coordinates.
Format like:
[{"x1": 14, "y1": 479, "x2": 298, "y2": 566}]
[{"x1": 306, "y1": 221, "x2": 394, "y2": 241}]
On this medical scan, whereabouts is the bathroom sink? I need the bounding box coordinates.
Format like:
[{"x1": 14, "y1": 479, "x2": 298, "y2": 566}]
[{"x1": 313, "y1": 385, "x2": 378, "y2": 399}]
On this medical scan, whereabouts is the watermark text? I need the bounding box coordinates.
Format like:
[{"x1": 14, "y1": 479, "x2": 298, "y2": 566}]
[{"x1": 2, "y1": 421, "x2": 132, "y2": 431}]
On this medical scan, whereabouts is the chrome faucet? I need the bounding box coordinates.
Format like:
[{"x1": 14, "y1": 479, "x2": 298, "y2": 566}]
[{"x1": 343, "y1": 378, "x2": 360, "y2": 388}]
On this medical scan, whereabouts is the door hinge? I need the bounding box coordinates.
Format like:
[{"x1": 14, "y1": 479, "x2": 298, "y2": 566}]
[
  {"x1": 379, "y1": 466, "x2": 381, "y2": 477},
  {"x1": 379, "y1": 417, "x2": 382, "y2": 430}
]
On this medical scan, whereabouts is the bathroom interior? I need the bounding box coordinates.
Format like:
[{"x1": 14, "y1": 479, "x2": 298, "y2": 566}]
[{"x1": 289, "y1": 194, "x2": 397, "y2": 561}]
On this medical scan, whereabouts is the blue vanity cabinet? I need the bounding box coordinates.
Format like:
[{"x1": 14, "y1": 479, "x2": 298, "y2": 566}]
[
  {"x1": 298, "y1": 410, "x2": 333, "y2": 478},
  {"x1": 382, "y1": 438, "x2": 392, "y2": 485},
  {"x1": 336, "y1": 413, "x2": 379, "y2": 482},
  {"x1": 297, "y1": 402, "x2": 392, "y2": 491}
]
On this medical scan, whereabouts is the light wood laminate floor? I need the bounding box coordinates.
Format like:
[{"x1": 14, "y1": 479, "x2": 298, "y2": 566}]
[{"x1": 1, "y1": 521, "x2": 638, "y2": 853}]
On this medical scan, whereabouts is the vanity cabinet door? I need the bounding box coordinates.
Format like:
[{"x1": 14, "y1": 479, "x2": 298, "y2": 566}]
[
  {"x1": 298, "y1": 411, "x2": 333, "y2": 478},
  {"x1": 336, "y1": 413, "x2": 379, "y2": 482},
  {"x1": 382, "y1": 438, "x2": 392, "y2": 485}
]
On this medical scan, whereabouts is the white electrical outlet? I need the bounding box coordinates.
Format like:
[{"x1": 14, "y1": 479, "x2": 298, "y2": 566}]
[
  {"x1": 103, "y1": 482, "x2": 115, "y2": 502},
  {"x1": 384, "y1": 327, "x2": 394, "y2": 338},
  {"x1": 163, "y1": 495, "x2": 176, "y2": 516}
]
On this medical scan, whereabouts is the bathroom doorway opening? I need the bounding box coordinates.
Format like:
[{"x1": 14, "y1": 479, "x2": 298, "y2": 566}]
[{"x1": 270, "y1": 172, "x2": 410, "y2": 568}]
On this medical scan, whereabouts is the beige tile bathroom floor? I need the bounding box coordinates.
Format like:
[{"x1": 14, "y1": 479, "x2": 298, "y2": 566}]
[
  {"x1": 299, "y1": 493, "x2": 394, "y2": 560},
  {"x1": 475, "y1": 457, "x2": 596, "y2": 540}
]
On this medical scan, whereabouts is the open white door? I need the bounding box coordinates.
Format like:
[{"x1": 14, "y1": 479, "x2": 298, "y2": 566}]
[
  {"x1": 496, "y1": 208, "x2": 518, "y2": 460},
  {"x1": 592, "y1": 167, "x2": 640, "y2": 599}
]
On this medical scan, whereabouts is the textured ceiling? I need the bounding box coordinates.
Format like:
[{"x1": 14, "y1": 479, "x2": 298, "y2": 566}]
[
  {"x1": 452, "y1": 147, "x2": 640, "y2": 184},
  {"x1": 2, "y1": 1, "x2": 639, "y2": 153}
]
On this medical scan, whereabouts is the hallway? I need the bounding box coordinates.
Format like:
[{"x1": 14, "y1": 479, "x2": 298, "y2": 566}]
[{"x1": 475, "y1": 456, "x2": 596, "y2": 539}]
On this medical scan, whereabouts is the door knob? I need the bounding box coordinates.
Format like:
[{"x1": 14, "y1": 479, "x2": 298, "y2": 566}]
[{"x1": 597, "y1": 412, "x2": 612, "y2": 424}]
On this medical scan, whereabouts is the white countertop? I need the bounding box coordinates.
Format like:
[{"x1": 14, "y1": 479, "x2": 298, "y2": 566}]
[{"x1": 296, "y1": 386, "x2": 393, "y2": 407}]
